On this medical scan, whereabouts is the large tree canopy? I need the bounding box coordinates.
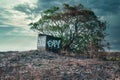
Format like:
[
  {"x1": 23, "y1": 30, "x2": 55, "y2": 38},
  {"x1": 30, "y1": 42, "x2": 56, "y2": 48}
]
[{"x1": 29, "y1": 3, "x2": 108, "y2": 54}]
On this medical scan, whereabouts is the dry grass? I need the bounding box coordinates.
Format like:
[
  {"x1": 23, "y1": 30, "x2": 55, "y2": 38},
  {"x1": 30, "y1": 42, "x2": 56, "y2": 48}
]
[{"x1": 0, "y1": 51, "x2": 120, "y2": 80}]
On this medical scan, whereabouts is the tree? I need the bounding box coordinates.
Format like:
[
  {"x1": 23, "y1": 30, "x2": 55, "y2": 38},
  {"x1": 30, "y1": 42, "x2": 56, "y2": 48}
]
[{"x1": 29, "y1": 3, "x2": 108, "y2": 55}]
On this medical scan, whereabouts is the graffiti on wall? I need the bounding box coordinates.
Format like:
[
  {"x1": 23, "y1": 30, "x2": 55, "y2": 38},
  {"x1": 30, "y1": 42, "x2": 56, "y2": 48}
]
[
  {"x1": 46, "y1": 35, "x2": 61, "y2": 52},
  {"x1": 47, "y1": 40, "x2": 61, "y2": 49},
  {"x1": 37, "y1": 34, "x2": 61, "y2": 52}
]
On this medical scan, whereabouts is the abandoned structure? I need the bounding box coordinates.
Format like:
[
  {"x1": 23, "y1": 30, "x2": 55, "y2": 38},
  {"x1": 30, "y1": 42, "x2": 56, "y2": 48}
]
[{"x1": 37, "y1": 34, "x2": 61, "y2": 53}]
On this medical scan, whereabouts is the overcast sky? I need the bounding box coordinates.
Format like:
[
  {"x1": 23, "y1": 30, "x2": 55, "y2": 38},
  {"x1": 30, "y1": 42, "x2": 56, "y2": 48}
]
[{"x1": 0, "y1": 0, "x2": 120, "y2": 51}]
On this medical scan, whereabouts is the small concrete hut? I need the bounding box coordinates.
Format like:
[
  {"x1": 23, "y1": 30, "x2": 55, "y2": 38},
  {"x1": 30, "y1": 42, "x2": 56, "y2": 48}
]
[{"x1": 37, "y1": 34, "x2": 61, "y2": 53}]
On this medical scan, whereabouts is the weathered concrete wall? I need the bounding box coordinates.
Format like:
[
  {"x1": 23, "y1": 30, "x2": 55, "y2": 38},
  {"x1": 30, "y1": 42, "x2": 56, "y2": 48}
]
[{"x1": 37, "y1": 35, "x2": 46, "y2": 51}]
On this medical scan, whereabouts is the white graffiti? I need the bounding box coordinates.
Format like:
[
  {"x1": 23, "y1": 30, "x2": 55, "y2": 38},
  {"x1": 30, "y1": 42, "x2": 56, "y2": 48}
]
[{"x1": 47, "y1": 40, "x2": 61, "y2": 48}]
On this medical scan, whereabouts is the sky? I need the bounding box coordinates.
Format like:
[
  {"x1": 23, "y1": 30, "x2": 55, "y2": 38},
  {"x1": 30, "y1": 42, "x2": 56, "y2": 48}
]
[{"x1": 0, "y1": 0, "x2": 120, "y2": 51}]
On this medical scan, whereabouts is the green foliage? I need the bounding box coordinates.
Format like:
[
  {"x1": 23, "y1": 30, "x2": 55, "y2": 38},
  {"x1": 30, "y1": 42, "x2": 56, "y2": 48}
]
[{"x1": 29, "y1": 3, "x2": 108, "y2": 54}]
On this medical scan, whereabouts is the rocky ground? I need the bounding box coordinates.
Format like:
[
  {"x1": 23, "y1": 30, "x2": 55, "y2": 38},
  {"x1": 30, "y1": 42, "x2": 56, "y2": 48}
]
[{"x1": 0, "y1": 50, "x2": 120, "y2": 80}]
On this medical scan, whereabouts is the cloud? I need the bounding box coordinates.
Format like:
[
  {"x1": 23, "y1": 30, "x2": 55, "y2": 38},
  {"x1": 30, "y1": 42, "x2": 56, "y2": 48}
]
[
  {"x1": 0, "y1": 7, "x2": 13, "y2": 25},
  {"x1": 36, "y1": 0, "x2": 85, "y2": 10},
  {"x1": 0, "y1": 0, "x2": 38, "y2": 29},
  {"x1": 13, "y1": 3, "x2": 37, "y2": 15},
  {"x1": 0, "y1": 0, "x2": 37, "y2": 8},
  {"x1": 1, "y1": 0, "x2": 120, "y2": 27},
  {"x1": 0, "y1": 25, "x2": 37, "y2": 36},
  {"x1": 13, "y1": 4, "x2": 33, "y2": 15},
  {"x1": 85, "y1": 0, "x2": 120, "y2": 15}
]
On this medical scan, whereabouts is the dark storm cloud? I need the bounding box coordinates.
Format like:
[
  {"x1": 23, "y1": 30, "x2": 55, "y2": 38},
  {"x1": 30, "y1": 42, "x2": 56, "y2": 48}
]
[
  {"x1": 36, "y1": 0, "x2": 62, "y2": 11},
  {"x1": 13, "y1": 3, "x2": 41, "y2": 20},
  {"x1": 13, "y1": 4, "x2": 34, "y2": 15},
  {"x1": 13, "y1": 4, "x2": 34, "y2": 21},
  {"x1": 37, "y1": 0, "x2": 84, "y2": 9},
  {"x1": 88, "y1": 0, "x2": 120, "y2": 14},
  {"x1": 36, "y1": 0, "x2": 120, "y2": 15}
]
